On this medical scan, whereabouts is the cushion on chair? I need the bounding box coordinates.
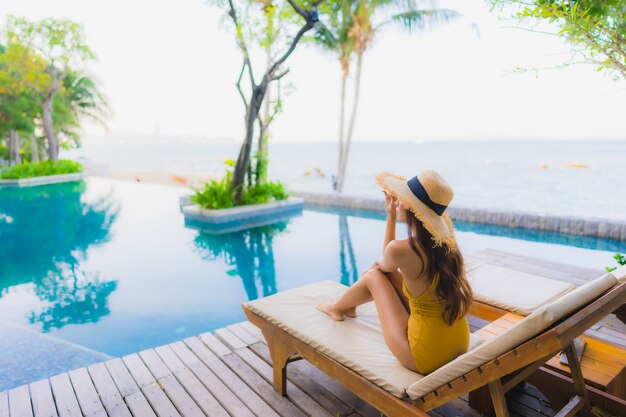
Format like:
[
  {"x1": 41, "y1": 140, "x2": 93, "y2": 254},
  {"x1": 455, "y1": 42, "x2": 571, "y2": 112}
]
[
  {"x1": 244, "y1": 280, "x2": 483, "y2": 398},
  {"x1": 405, "y1": 272, "x2": 617, "y2": 399},
  {"x1": 466, "y1": 258, "x2": 576, "y2": 315},
  {"x1": 611, "y1": 265, "x2": 626, "y2": 283}
]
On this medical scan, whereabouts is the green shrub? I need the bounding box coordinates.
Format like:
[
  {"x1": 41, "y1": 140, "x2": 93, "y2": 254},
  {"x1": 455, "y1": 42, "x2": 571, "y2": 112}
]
[
  {"x1": 191, "y1": 174, "x2": 235, "y2": 209},
  {"x1": 192, "y1": 161, "x2": 289, "y2": 210},
  {"x1": 606, "y1": 253, "x2": 626, "y2": 273},
  {"x1": 0, "y1": 159, "x2": 83, "y2": 180}
]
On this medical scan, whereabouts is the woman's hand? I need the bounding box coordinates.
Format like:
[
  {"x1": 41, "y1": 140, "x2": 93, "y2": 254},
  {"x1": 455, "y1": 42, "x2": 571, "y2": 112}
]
[{"x1": 383, "y1": 191, "x2": 396, "y2": 218}]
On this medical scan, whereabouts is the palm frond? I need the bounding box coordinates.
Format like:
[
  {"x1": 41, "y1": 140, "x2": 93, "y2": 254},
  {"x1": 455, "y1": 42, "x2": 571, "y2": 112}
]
[
  {"x1": 378, "y1": 8, "x2": 461, "y2": 32},
  {"x1": 313, "y1": 22, "x2": 339, "y2": 50}
]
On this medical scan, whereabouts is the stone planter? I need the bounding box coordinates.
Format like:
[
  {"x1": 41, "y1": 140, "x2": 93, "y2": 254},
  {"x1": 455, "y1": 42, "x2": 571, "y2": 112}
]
[
  {"x1": 0, "y1": 172, "x2": 86, "y2": 188},
  {"x1": 183, "y1": 197, "x2": 304, "y2": 234}
]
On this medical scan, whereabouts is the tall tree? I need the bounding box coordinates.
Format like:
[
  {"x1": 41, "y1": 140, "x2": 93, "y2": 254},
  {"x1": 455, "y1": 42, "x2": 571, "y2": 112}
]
[
  {"x1": 316, "y1": 0, "x2": 356, "y2": 190},
  {"x1": 6, "y1": 16, "x2": 95, "y2": 161},
  {"x1": 53, "y1": 70, "x2": 110, "y2": 150},
  {"x1": 317, "y1": 0, "x2": 460, "y2": 192},
  {"x1": 213, "y1": 0, "x2": 322, "y2": 202},
  {"x1": 0, "y1": 40, "x2": 48, "y2": 165},
  {"x1": 491, "y1": 0, "x2": 626, "y2": 80}
]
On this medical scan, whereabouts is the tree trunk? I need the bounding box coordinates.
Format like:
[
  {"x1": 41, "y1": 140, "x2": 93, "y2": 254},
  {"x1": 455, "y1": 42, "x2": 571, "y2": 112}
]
[
  {"x1": 7, "y1": 131, "x2": 14, "y2": 166},
  {"x1": 14, "y1": 131, "x2": 21, "y2": 165},
  {"x1": 43, "y1": 69, "x2": 60, "y2": 161},
  {"x1": 254, "y1": 46, "x2": 272, "y2": 186},
  {"x1": 43, "y1": 94, "x2": 58, "y2": 161},
  {"x1": 336, "y1": 52, "x2": 363, "y2": 193},
  {"x1": 31, "y1": 136, "x2": 39, "y2": 163},
  {"x1": 232, "y1": 84, "x2": 265, "y2": 202},
  {"x1": 336, "y1": 71, "x2": 348, "y2": 191}
]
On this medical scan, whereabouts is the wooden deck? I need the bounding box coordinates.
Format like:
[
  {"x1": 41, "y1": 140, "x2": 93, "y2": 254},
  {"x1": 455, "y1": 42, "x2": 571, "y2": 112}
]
[
  {"x1": 0, "y1": 249, "x2": 621, "y2": 417},
  {"x1": 0, "y1": 320, "x2": 556, "y2": 417}
]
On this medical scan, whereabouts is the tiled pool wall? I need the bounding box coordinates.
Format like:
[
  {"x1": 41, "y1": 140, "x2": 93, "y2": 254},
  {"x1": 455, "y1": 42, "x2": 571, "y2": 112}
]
[{"x1": 294, "y1": 191, "x2": 626, "y2": 243}]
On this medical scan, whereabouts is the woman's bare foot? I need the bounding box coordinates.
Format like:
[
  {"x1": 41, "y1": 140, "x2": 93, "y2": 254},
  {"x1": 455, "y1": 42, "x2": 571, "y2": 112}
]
[{"x1": 316, "y1": 301, "x2": 347, "y2": 321}]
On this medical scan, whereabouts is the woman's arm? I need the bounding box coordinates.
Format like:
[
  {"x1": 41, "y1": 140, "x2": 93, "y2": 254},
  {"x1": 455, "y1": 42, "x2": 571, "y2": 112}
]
[
  {"x1": 383, "y1": 191, "x2": 396, "y2": 254},
  {"x1": 375, "y1": 240, "x2": 402, "y2": 273}
]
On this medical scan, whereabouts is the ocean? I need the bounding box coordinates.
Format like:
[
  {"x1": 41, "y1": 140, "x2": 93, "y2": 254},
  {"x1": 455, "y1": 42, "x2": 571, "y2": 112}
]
[{"x1": 67, "y1": 138, "x2": 626, "y2": 220}]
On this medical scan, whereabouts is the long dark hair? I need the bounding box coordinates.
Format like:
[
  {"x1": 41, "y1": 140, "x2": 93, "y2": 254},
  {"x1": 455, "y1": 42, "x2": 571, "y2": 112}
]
[{"x1": 406, "y1": 211, "x2": 473, "y2": 326}]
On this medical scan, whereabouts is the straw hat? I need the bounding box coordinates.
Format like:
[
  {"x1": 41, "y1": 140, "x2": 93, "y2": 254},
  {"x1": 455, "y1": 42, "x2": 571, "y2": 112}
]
[{"x1": 375, "y1": 170, "x2": 457, "y2": 249}]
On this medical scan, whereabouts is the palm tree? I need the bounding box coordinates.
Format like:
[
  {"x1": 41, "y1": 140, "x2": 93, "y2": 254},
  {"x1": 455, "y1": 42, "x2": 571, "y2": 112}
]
[
  {"x1": 54, "y1": 70, "x2": 110, "y2": 150},
  {"x1": 316, "y1": 0, "x2": 356, "y2": 190},
  {"x1": 319, "y1": 0, "x2": 461, "y2": 192}
]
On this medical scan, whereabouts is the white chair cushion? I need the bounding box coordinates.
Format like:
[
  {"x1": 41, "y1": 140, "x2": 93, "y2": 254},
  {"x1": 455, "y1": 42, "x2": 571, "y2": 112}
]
[
  {"x1": 612, "y1": 265, "x2": 626, "y2": 283},
  {"x1": 466, "y1": 258, "x2": 576, "y2": 315},
  {"x1": 244, "y1": 280, "x2": 483, "y2": 398}
]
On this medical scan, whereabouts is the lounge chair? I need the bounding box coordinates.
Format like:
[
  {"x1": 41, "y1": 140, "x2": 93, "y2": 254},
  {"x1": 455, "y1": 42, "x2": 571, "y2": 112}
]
[{"x1": 243, "y1": 265, "x2": 626, "y2": 417}]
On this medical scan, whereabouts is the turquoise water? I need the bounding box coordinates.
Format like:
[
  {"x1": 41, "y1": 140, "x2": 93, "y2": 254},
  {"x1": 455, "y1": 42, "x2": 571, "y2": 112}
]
[{"x1": 0, "y1": 178, "x2": 623, "y2": 390}]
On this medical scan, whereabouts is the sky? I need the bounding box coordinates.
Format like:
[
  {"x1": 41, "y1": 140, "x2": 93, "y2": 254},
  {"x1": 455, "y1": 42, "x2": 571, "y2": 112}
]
[{"x1": 1, "y1": 0, "x2": 625, "y2": 142}]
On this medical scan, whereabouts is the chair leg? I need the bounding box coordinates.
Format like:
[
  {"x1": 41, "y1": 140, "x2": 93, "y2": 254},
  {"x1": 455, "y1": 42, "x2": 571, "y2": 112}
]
[
  {"x1": 265, "y1": 334, "x2": 297, "y2": 396},
  {"x1": 489, "y1": 379, "x2": 511, "y2": 417},
  {"x1": 562, "y1": 343, "x2": 593, "y2": 417}
]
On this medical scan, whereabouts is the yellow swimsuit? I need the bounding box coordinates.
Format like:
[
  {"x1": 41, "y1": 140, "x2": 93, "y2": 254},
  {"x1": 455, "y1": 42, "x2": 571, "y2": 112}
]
[{"x1": 402, "y1": 276, "x2": 470, "y2": 374}]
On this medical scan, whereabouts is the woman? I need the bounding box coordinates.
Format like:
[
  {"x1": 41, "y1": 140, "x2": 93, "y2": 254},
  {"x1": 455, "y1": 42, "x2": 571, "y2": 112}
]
[{"x1": 317, "y1": 170, "x2": 473, "y2": 374}]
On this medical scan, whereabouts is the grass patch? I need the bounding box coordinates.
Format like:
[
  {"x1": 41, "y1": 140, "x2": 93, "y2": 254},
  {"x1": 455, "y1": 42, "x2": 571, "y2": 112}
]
[{"x1": 0, "y1": 160, "x2": 83, "y2": 180}]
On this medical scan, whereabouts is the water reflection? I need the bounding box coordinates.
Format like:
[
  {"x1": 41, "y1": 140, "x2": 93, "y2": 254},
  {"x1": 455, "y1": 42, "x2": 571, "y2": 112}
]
[
  {"x1": 339, "y1": 215, "x2": 359, "y2": 286},
  {"x1": 0, "y1": 181, "x2": 119, "y2": 330},
  {"x1": 192, "y1": 222, "x2": 288, "y2": 300}
]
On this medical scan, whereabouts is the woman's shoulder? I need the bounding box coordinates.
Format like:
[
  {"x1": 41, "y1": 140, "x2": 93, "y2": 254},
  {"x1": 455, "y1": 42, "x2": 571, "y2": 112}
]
[
  {"x1": 385, "y1": 239, "x2": 411, "y2": 253},
  {"x1": 385, "y1": 239, "x2": 419, "y2": 262}
]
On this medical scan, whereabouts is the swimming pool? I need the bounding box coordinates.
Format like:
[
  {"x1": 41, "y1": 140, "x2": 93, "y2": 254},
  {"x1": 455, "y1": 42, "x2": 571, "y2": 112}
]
[{"x1": 0, "y1": 178, "x2": 623, "y2": 390}]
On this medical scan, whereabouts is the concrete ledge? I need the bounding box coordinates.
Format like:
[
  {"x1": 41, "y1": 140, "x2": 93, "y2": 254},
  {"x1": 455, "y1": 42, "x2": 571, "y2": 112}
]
[
  {"x1": 183, "y1": 197, "x2": 304, "y2": 234},
  {"x1": 0, "y1": 172, "x2": 86, "y2": 188},
  {"x1": 295, "y1": 191, "x2": 626, "y2": 242}
]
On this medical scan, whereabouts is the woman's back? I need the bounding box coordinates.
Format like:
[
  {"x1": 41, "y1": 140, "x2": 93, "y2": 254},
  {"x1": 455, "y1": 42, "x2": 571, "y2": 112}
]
[{"x1": 403, "y1": 276, "x2": 470, "y2": 374}]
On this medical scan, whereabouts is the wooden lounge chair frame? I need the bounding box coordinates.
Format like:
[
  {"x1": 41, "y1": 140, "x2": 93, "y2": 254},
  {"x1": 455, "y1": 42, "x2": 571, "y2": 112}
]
[{"x1": 243, "y1": 281, "x2": 626, "y2": 417}]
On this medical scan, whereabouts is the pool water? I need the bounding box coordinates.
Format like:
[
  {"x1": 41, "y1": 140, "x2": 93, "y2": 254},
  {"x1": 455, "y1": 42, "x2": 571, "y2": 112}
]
[{"x1": 0, "y1": 178, "x2": 623, "y2": 390}]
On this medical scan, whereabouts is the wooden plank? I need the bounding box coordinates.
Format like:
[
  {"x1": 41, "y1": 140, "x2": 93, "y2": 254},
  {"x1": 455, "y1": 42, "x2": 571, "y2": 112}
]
[
  {"x1": 122, "y1": 354, "x2": 157, "y2": 388},
  {"x1": 8, "y1": 385, "x2": 33, "y2": 417},
  {"x1": 87, "y1": 362, "x2": 133, "y2": 417},
  {"x1": 238, "y1": 321, "x2": 265, "y2": 343},
  {"x1": 227, "y1": 323, "x2": 259, "y2": 346},
  {"x1": 184, "y1": 336, "x2": 280, "y2": 417},
  {"x1": 28, "y1": 379, "x2": 58, "y2": 417},
  {"x1": 122, "y1": 354, "x2": 181, "y2": 417},
  {"x1": 234, "y1": 346, "x2": 333, "y2": 417},
  {"x1": 198, "y1": 333, "x2": 231, "y2": 357},
  {"x1": 105, "y1": 358, "x2": 140, "y2": 397},
  {"x1": 140, "y1": 347, "x2": 205, "y2": 417},
  {"x1": 123, "y1": 392, "x2": 157, "y2": 417},
  {"x1": 0, "y1": 391, "x2": 8, "y2": 417},
  {"x1": 67, "y1": 368, "x2": 107, "y2": 417},
  {"x1": 245, "y1": 342, "x2": 354, "y2": 417},
  {"x1": 266, "y1": 349, "x2": 381, "y2": 417},
  {"x1": 155, "y1": 345, "x2": 229, "y2": 417},
  {"x1": 153, "y1": 375, "x2": 204, "y2": 417},
  {"x1": 214, "y1": 328, "x2": 247, "y2": 351},
  {"x1": 169, "y1": 341, "x2": 255, "y2": 417},
  {"x1": 138, "y1": 350, "x2": 171, "y2": 380},
  {"x1": 49, "y1": 374, "x2": 82, "y2": 417},
  {"x1": 221, "y1": 351, "x2": 310, "y2": 417},
  {"x1": 240, "y1": 321, "x2": 266, "y2": 342}
]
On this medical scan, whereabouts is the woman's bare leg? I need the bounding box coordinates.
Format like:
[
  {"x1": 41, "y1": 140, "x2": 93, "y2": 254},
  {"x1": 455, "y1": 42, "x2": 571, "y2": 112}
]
[
  {"x1": 317, "y1": 270, "x2": 372, "y2": 320},
  {"x1": 317, "y1": 269, "x2": 417, "y2": 371},
  {"x1": 317, "y1": 268, "x2": 409, "y2": 319}
]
